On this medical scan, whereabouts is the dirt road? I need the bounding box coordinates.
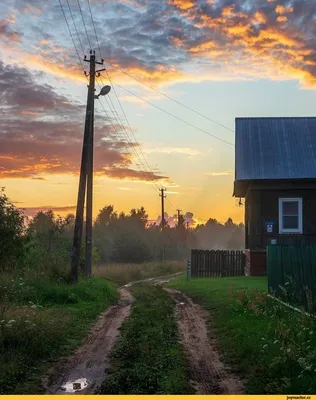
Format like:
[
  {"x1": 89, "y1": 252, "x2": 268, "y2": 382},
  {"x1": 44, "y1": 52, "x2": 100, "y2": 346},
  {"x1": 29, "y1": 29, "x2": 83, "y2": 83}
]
[
  {"x1": 166, "y1": 288, "x2": 244, "y2": 395},
  {"x1": 46, "y1": 288, "x2": 133, "y2": 394},
  {"x1": 45, "y1": 274, "x2": 243, "y2": 395}
]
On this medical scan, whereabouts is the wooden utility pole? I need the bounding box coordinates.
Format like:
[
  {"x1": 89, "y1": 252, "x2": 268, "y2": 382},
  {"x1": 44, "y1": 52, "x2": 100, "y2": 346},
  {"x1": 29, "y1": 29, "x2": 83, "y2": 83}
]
[
  {"x1": 160, "y1": 188, "x2": 167, "y2": 230},
  {"x1": 176, "y1": 209, "x2": 182, "y2": 228},
  {"x1": 70, "y1": 50, "x2": 105, "y2": 283},
  {"x1": 159, "y1": 188, "x2": 167, "y2": 261}
]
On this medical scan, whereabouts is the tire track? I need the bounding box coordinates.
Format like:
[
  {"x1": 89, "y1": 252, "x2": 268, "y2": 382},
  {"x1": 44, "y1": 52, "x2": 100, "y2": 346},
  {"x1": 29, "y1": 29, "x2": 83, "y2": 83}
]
[{"x1": 166, "y1": 288, "x2": 244, "y2": 395}]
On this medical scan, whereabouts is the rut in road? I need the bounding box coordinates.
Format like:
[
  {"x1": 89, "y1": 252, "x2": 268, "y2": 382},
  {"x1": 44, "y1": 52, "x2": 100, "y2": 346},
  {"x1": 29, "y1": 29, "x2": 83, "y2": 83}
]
[
  {"x1": 46, "y1": 288, "x2": 134, "y2": 395},
  {"x1": 166, "y1": 288, "x2": 244, "y2": 395}
]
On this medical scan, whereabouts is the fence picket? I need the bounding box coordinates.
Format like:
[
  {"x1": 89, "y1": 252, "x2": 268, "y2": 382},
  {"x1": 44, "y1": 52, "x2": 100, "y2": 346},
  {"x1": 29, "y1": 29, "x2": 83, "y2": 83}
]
[{"x1": 190, "y1": 249, "x2": 245, "y2": 278}]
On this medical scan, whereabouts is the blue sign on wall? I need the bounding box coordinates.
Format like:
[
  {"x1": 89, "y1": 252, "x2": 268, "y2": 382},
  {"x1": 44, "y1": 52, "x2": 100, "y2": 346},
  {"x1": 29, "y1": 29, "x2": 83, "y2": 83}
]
[{"x1": 264, "y1": 221, "x2": 275, "y2": 233}]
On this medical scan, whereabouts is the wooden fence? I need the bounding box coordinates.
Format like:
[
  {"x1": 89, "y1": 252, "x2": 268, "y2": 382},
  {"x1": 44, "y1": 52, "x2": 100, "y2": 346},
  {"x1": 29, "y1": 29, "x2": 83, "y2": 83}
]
[
  {"x1": 191, "y1": 249, "x2": 245, "y2": 278},
  {"x1": 267, "y1": 244, "x2": 316, "y2": 313}
]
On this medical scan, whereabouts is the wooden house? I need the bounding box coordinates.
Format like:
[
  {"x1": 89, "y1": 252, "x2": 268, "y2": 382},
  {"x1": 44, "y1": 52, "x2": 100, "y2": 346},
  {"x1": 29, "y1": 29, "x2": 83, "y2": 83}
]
[{"x1": 233, "y1": 117, "x2": 316, "y2": 276}]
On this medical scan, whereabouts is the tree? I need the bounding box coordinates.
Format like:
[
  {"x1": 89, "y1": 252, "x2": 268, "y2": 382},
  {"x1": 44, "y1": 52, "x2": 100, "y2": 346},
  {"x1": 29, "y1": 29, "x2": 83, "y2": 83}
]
[{"x1": 0, "y1": 189, "x2": 25, "y2": 271}]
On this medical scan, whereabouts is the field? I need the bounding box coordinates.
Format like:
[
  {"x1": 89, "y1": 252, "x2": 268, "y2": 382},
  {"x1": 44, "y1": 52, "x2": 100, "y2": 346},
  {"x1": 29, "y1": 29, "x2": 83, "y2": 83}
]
[
  {"x1": 93, "y1": 261, "x2": 185, "y2": 285},
  {"x1": 0, "y1": 276, "x2": 118, "y2": 394},
  {"x1": 168, "y1": 276, "x2": 316, "y2": 394}
]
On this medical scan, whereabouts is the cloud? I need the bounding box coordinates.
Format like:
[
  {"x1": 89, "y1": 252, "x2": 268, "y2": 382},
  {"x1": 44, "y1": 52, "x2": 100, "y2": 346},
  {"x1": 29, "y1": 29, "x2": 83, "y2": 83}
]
[
  {"x1": 0, "y1": 61, "x2": 168, "y2": 183},
  {"x1": 205, "y1": 171, "x2": 232, "y2": 176},
  {"x1": 143, "y1": 147, "x2": 201, "y2": 156},
  {"x1": 3, "y1": 0, "x2": 315, "y2": 90},
  {"x1": 0, "y1": 19, "x2": 22, "y2": 43},
  {"x1": 20, "y1": 205, "x2": 76, "y2": 218},
  {"x1": 117, "y1": 187, "x2": 136, "y2": 191}
]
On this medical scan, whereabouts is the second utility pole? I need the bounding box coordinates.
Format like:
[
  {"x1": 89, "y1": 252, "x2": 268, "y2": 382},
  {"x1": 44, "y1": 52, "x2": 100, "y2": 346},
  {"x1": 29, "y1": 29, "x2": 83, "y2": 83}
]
[{"x1": 159, "y1": 188, "x2": 167, "y2": 261}]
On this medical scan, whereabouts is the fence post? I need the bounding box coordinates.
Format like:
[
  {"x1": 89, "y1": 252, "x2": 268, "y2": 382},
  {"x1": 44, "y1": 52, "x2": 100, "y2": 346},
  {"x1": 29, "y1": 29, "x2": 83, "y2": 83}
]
[{"x1": 187, "y1": 259, "x2": 191, "y2": 281}]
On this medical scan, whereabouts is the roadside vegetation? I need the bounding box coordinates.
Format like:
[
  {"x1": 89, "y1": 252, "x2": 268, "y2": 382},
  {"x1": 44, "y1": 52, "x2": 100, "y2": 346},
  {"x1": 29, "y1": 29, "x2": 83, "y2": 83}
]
[
  {"x1": 0, "y1": 190, "x2": 119, "y2": 394},
  {"x1": 0, "y1": 277, "x2": 118, "y2": 394},
  {"x1": 94, "y1": 261, "x2": 185, "y2": 285},
  {"x1": 99, "y1": 285, "x2": 194, "y2": 395},
  {"x1": 168, "y1": 276, "x2": 316, "y2": 394}
]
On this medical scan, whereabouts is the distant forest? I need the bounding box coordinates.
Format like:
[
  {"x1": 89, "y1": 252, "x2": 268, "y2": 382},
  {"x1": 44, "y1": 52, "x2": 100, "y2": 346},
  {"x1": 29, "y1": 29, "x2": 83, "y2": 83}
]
[{"x1": 1, "y1": 189, "x2": 244, "y2": 275}]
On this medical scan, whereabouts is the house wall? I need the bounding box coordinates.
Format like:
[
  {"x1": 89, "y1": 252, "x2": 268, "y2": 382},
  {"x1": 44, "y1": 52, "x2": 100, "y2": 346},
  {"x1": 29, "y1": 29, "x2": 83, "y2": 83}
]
[
  {"x1": 246, "y1": 184, "x2": 316, "y2": 250},
  {"x1": 244, "y1": 182, "x2": 316, "y2": 275}
]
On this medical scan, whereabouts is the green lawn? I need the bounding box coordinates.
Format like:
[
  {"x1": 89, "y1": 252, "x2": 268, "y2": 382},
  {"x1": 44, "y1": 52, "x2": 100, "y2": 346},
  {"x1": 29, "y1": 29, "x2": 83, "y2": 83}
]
[
  {"x1": 0, "y1": 277, "x2": 118, "y2": 394},
  {"x1": 99, "y1": 284, "x2": 193, "y2": 395},
  {"x1": 168, "y1": 276, "x2": 316, "y2": 394}
]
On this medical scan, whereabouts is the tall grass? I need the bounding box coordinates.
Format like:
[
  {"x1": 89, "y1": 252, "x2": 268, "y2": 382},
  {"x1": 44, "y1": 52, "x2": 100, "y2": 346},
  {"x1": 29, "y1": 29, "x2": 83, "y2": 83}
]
[
  {"x1": 93, "y1": 261, "x2": 185, "y2": 285},
  {"x1": 100, "y1": 285, "x2": 193, "y2": 394},
  {"x1": 0, "y1": 276, "x2": 118, "y2": 394},
  {"x1": 168, "y1": 276, "x2": 316, "y2": 394}
]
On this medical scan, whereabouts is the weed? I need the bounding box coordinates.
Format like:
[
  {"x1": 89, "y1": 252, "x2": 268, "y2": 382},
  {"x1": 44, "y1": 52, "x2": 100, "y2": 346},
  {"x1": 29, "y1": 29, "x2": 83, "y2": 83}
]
[
  {"x1": 93, "y1": 261, "x2": 185, "y2": 285},
  {"x1": 168, "y1": 276, "x2": 316, "y2": 394},
  {"x1": 0, "y1": 277, "x2": 118, "y2": 394},
  {"x1": 99, "y1": 285, "x2": 193, "y2": 394}
]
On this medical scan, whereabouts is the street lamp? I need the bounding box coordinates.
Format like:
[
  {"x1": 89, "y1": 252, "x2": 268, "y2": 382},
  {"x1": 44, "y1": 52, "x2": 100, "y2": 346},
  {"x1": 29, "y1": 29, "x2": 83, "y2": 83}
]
[{"x1": 94, "y1": 85, "x2": 111, "y2": 99}]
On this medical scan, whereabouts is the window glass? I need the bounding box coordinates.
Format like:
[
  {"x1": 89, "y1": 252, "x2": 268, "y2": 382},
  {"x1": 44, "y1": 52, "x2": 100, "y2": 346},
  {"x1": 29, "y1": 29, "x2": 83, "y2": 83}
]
[
  {"x1": 283, "y1": 215, "x2": 298, "y2": 229},
  {"x1": 283, "y1": 201, "x2": 298, "y2": 216}
]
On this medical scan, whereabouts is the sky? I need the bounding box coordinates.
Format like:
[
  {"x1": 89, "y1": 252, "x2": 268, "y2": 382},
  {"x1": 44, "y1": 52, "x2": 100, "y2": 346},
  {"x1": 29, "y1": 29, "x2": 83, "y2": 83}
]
[{"x1": 1, "y1": 0, "x2": 316, "y2": 225}]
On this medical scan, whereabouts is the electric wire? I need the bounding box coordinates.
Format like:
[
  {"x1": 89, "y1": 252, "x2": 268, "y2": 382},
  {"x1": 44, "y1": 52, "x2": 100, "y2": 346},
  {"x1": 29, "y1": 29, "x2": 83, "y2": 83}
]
[
  {"x1": 83, "y1": 0, "x2": 166, "y2": 185},
  {"x1": 105, "y1": 63, "x2": 234, "y2": 133},
  {"x1": 76, "y1": 0, "x2": 92, "y2": 49},
  {"x1": 58, "y1": 0, "x2": 84, "y2": 70},
  {"x1": 86, "y1": 0, "x2": 102, "y2": 60},
  {"x1": 66, "y1": 0, "x2": 85, "y2": 55},
  {"x1": 109, "y1": 80, "x2": 234, "y2": 146}
]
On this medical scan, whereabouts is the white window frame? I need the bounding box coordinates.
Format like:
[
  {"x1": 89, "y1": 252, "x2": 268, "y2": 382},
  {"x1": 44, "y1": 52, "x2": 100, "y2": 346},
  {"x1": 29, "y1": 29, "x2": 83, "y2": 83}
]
[{"x1": 278, "y1": 197, "x2": 303, "y2": 234}]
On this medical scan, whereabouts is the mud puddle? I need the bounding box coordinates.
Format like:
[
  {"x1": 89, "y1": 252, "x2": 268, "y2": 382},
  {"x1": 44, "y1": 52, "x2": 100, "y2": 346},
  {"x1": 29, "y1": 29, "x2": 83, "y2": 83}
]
[{"x1": 46, "y1": 288, "x2": 133, "y2": 394}]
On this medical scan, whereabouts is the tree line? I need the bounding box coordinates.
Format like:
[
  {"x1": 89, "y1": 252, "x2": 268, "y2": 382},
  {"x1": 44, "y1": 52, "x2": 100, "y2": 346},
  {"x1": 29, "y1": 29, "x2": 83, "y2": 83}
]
[{"x1": 0, "y1": 189, "x2": 244, "y2": 279}]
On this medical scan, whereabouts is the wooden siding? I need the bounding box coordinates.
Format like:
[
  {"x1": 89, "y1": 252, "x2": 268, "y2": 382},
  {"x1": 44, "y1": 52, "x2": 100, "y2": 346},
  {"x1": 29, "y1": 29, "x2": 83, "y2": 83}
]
[{"x1": 246, "y1": 183, "x2": 316, "y2": 250}]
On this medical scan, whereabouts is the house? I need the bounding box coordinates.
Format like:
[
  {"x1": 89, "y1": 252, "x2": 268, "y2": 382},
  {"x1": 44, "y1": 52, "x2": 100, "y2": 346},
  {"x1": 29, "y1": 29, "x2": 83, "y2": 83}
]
[{"x1": 233, "y1": 117, "x2": 316, "y2": 276}]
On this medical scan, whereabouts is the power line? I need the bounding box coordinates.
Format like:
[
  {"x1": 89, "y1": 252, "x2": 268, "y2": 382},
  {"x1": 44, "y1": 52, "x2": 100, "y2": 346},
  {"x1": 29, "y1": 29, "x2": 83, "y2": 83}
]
[
  {"x1": 58, "y1": 0, "x2": 84, "y2": 69},
  {"x1": 108, "y1": 80, "x2": 235, "y2": 147},
  {"x1": 86, "y1": 0, "x2": 102, "y2": 60},
  {"x1": 95, "y1": 87, "x2": 163, "y2": 194},
  {"x1": 105, "y1": 62, "x2": 234, "y2": 133},
  {"x1": 82, "y1": 0, "x2": 168, "y2": 189},
  {"x1": 98, "y1": 79, "x2": 162, "y2": 189},
  {"x1": 100, "y1": 75, "x2": 163, "y2": 188},
  {"x1": 66, "y1": 0, "x2": 85, "y2": 55},
  {"x1": 76, "y1": 0, "x2": 92, "y2": 49},
  {"x1": 60, "y1": 0, "x2": 176, "y2": 198}
]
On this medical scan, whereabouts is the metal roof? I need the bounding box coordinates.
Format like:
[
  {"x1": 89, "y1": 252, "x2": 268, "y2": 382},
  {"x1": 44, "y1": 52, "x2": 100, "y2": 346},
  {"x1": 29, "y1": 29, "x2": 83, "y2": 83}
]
[{"x1": 235, "y1": 117, "x2": 316, "y2": 181}]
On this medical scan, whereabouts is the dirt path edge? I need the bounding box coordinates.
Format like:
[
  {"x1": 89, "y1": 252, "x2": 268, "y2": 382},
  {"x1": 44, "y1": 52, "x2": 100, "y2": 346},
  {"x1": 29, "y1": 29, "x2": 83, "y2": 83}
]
[
  {"x1": 165, "y1": 288, "x2": 244, "y2": 395},
  {"x1": 44, "y1": 288, "x2": 134, "y2": 395}
]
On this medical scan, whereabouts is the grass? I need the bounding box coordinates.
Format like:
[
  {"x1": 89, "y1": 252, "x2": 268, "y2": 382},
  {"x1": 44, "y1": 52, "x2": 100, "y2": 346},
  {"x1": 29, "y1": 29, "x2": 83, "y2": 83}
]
[
  {"x1": 0, "y1": 276, "x2": 118, "y2": 394},
  {"x1": 99, "y1": 284, "x2": 194, "y2": 394},
  {"x1": 168, "y1": 276, "x2": 316, "y2": 394},
  {"x1": 93, "y1": 261, "x2": 185, "y2": 285}
]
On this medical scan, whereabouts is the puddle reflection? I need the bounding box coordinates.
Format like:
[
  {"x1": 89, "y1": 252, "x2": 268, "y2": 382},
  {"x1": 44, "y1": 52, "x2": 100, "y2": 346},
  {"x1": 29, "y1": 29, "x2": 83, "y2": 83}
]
[{"x1": 61, "y1": 378, "x2": 89, "y2": 393}]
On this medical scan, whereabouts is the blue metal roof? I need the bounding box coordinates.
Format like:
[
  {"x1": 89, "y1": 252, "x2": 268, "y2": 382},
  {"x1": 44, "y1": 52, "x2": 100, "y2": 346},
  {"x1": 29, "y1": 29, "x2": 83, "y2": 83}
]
[{"x1": 235, "y1": 117, "x2": 316, "y2": 181}]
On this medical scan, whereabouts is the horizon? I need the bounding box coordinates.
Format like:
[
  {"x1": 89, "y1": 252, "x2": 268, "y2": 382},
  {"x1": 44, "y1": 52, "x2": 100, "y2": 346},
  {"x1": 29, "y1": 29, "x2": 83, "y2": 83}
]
[{"x1": 1, "y1": 0, "x2": 316, "y2": 225}]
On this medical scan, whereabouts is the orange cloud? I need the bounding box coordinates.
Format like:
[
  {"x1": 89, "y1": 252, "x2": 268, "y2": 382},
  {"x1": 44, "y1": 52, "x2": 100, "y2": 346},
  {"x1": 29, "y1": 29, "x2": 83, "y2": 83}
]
[
  {"x1": 253, "y1": 11, "x2": 267, "y2": 25},
  {"x1": 170, "y1": 0, "x2": 196, "y2": 11},
  {"x1": 277, "y1": 16, "x2": 288, "y2": 23},
  {"x1": 275, "y1": 5, "x2": 294, "y2": 14}
]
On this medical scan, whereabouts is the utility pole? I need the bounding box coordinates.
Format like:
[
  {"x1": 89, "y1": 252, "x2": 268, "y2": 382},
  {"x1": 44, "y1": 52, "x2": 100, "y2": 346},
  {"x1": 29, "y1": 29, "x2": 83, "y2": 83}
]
[
  {"x1": 160, "y1": 188, "x2": 167, "y2": 230},
  {"x1": 176, "y1": 209, "x2": 182, "y2": 228},
  {"x1": 159, "y1": 188, "x2": 167, "y2": 261},
  {"x1": 70, "y1": 50, "x2": 108, "y2": 283}
]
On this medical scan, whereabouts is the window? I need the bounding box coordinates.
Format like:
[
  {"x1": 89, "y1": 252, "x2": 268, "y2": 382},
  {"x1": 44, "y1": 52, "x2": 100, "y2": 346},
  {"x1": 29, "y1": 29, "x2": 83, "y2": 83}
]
[{"x1": 278, "y1": 198, "x2": 303, "y2": 234}]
